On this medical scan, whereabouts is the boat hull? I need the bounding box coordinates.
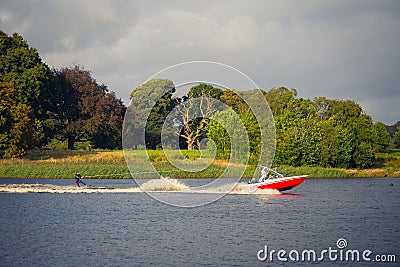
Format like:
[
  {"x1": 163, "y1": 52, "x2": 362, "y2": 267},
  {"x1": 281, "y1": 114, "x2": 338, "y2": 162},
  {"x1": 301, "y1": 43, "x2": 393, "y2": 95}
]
[{"x1": 249, "y1": 175, "x2": 308, "y2": 192}]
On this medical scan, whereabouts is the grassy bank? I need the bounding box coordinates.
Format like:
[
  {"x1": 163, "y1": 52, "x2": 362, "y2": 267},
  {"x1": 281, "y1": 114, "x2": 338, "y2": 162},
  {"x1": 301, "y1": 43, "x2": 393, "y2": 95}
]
[
  {"x1": 0, "y1": 149, "x2": 399, "y2": 178},
  {"x1": 0, "y1": 150, "x2": 129, "y2": 179}
]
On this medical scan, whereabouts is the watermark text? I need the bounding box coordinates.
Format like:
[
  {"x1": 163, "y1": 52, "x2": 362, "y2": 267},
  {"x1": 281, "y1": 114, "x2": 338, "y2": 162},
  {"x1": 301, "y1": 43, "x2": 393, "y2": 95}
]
[{"x1": 257, "y1": 238, "x2": 396, "y2": 263}]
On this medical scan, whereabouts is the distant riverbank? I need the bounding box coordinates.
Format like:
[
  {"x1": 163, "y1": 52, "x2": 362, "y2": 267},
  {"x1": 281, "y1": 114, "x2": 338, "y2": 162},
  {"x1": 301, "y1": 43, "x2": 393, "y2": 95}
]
[{"x1": 0, "y1": 149, "x2": 399, "y2": 179}]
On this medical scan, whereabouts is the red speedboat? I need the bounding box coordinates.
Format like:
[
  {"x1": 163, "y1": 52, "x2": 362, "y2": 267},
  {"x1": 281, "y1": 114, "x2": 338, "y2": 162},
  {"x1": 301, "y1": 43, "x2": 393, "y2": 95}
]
[{"x1": 248, "y1": 166, "x2": 307, "y2": 192}]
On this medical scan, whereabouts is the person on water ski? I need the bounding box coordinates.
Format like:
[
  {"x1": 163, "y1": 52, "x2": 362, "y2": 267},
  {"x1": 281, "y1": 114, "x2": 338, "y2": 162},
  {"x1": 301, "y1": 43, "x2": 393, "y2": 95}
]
[{"x1": 75, "y1": 171, "x2": 87, "y2": 187}]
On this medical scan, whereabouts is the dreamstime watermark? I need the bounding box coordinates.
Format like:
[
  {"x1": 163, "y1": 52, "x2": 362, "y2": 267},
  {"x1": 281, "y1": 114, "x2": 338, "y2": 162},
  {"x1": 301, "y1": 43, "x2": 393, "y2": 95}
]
[
  {"x1": 257, "y1": 238, "x2": 397, "y2": 263},
  {"x1": 122, "y1": 61, "x2": 276, "y2": 207}
]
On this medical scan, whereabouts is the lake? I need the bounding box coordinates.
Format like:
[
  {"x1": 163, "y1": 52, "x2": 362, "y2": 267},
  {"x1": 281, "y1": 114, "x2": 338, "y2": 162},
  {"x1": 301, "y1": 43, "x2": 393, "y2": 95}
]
[{"x1": 0, "y1": 178, "x2": 399, "y2": 266}]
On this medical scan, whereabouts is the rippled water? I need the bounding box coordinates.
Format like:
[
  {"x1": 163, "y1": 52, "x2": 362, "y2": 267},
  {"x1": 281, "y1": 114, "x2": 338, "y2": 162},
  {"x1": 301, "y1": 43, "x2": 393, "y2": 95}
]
[{"x1": 0, "y1": 178, "x2": 399, "y2": 266}]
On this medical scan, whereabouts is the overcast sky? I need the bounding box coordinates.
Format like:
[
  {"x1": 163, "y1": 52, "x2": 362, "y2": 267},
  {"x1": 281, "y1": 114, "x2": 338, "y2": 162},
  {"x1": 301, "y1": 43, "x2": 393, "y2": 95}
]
[{"x1": 1, "y1": 0, "x2": 399, "y2": 124}]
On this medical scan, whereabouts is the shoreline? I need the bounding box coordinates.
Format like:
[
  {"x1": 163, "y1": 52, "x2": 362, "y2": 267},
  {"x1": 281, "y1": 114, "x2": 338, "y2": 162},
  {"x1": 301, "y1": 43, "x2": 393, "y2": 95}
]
[
  {"x1": 1, "y1": 171, "x2": 399, "y2": 179},
  {"x1": 1, "y1": 176, "x2": 400, "y2": 179},
  {"x1": 1, "y1": 150, "x2": 399, "y2": 179}
]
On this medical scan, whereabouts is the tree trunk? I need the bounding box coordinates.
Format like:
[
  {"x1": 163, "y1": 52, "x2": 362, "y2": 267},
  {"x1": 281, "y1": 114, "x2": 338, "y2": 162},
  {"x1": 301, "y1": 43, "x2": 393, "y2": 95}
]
[
  {"x1": 67, "y1": 138, "x2": 75, "y2": 150},
  {"x1": 187, "y1": 139, "x2": 194, "y2": 150}
]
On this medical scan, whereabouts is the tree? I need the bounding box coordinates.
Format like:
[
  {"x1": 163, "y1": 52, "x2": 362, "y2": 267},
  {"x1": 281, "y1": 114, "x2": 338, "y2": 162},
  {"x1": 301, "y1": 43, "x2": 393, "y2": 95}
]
[
  {"x1": 206, "y1": 112, "x2": 232, "y2": 159},
  {"x1": 0, "y1": 79, "x2": 34, "y2": 158},
  {"x1": 298, "y1": 115, "x2": 322, "y2": 166},
  {"x1": 188, "y1": 83, "x2": 223, "y2": 100},
  {"x1": 266, "y1": 89, "x2": 320, "y2": 167},
  {"x1": 127, "y1": 79, "x2": 177, "y2": 149},
  {"x1": 220, "y1": 89, "x2": 248, "y2": 113},
  {"x1": 264, "y1": 87, "x2": 297, "y2": 117},
  {"x1": 176, "y1": 89, "x2": 216, "y2": 150},
  {"x1": 91, "y1": 88, "x2": 125, "y2": 149},
  {"x1": 123, "y1": 105, "x2": 142, "y2": 149},
  {"x1": 274, "y1": 110, "x2": 303, "y2": 166},
  {"x1": 240, "y1": 112, "x2": 262, "y2": 164},
  {"x1": 146, "y1": 91, "x2": 177, "y2": 149},
  {"x1": 336, "y1": 128, "x2": 354, "y2": 168},
  {"x1": 0, "y1": 30, "x2": 61, "y2": 147},
  {"x1": 326, "y1": 99, "x2": 363, "y2": 126},
  {"x1": 206, "y1": 88, "x2": 270, "y2": 164},
  {"x1": 394, "y1": 127, "x2": 400, "y2": 149},
  {"x1": 318, "y1": 118, "x2": 339, "y2": 167},
  {"x1": 352, "y1": 114, "x2": 375, "y2": 168},
  {"x1": 383, "y1": 121, "x2": 400, "y2": 138},
  {"x1": 55, "y1": 66, "x2": 125, "y2": 150},
  {"x1": 313, "y1": 96, "x2": 331, "y2": 120},
  {"x1": 171, "y1": 83, "x2": 224, "y2": 150},
  {"x1": 373, "y1": 122, "x2": 391, "y2": 152},
  {"x1": 264, "y1": 86, "x2": 378, "y2": 169},
  {"x1": 206, "y1": 109, "x2": 249, "y2": 162}
]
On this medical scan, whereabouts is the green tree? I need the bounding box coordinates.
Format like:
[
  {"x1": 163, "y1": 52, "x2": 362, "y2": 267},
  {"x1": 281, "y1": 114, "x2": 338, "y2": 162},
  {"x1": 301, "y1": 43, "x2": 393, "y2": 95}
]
[
  {"x1": 311, "y1": 97, "x2": 375, "y2": 168},
  {"x1": 373, "y1": 122, "x2": 391, "y2": 152},
  {"x1": 241, "y1": 112, "x2": 262, "y2": 164},
  {"x1": 0, "y1": 79, "x2": 34, "y2": 158},
  {"x1": 206, "y1": 89, "x2": 267, "y2": 163},
  {"x1": 385, "y1": 121, "x2": 400, "y2": 139},
  {"x1": 298, "y1": 115, "x2": 322, "y2": 166},
  {"x1": 146, "y1": 92, "x2": 177, "y2": 149},
  {"x1": 128, "y1": 79, "x2": 177, "y2": 149},
  {"x1": 352, "y1": 114, "x2": 375, "y2": 168},
  {"x1": 264, "y1": 87, "x2": 297, "y2": 117},
  {"x1": 327, "y1": 99, "x2": 363, "y2": 126},
  {"x1": 123, "y1": 106, "x2": 141, "y2": 149},
  {"x1": 265, "y1": 87, "x2": 379, "y2": 169},
  {"x1": 206, "y1": 112, "x2": 231, "y2": 159},
  {"x1": 274, "y1": 110, "x2": 303, "y2": 166},
  {"x1": 0, "y1": 30, "x2": 61, "y2": 147},
  {"x1": 393, "y1": 127, "x2": 400, "y2": 149},
  {"x1": 55, "y1": 66, "x2": 125, "y2": 150},
  {"x1": 336, "y1": 128, "x2": 355, "y2": 168},
  {"x1": 220, "y1": 89, "x2": 247, "y2": 113},
  {"x1": 206, "y1": 108, "x2": 249, "y2": 162},
  {"x1": 267, "y1": 89, "x2": 320, "y2": 167},
  {"x1": 318, "y1": 118, "x2": 339, "y2": 167},
  {"x1": 188, "y1": 83, "x2": 223, "y2": 100}
]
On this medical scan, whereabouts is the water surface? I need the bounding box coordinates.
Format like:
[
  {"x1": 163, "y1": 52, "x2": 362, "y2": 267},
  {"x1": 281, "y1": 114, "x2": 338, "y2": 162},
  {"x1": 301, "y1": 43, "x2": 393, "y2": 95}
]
[{"x1": 0, "y1": 178, "x2": 399, "y2": 266}]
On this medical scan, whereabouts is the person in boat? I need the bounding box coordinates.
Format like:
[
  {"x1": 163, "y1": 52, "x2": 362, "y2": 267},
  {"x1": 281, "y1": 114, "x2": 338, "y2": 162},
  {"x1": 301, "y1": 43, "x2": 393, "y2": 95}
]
[
  {"x1": 74, "y1": 171, "x2": 87, "y2": 187},
  {"x1": 259, "y1": 167, "x2": 270, "y2": 182}
]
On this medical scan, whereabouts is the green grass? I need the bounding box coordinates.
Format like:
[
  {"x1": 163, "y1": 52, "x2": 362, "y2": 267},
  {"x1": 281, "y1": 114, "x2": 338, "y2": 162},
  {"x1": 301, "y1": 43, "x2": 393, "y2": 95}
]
[
  {"x1": 388, "y1": 149, "x2": 400, "y2": 157},
  {"x1": 373, "y1": 149, "x2": 400, "y2": 177},
  {"x1": 0, "y1": 149, "x2": 128, "y2": 178},
  {"x1": 1, "y1": 149, "x2": 399, "y2": 178},
  {"x1": 0, "y1": 160, "x2": 129, "y2": 179},
  {"x1": 279, "y1": 165, "x2": 348, "y2": 178}
]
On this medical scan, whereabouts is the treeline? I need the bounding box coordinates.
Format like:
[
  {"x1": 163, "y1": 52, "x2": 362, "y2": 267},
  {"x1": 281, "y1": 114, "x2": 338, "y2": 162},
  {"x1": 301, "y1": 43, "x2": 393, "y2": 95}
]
[
  {"x1": 126, "y1": 79, "x2": 396, "y2": 169},
  {"x1": 265, "y1": 88, "x2": 392, "y2": 168},
  {"x1": 1, "y1": 30, "x2": 399, "y2": 170},
  {"x1": 386, "y1": 121, "x2": 400, "y2": 148},
  {"x1": 0, "y1": 31, "x2": 124, "y2": 158}
]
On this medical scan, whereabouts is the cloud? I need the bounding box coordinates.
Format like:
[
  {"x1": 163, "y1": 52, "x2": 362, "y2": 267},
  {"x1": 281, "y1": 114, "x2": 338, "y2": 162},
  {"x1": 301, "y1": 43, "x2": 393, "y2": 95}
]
[{"x1": 1, "y1": 0, "x2": 399, "y2": 123}]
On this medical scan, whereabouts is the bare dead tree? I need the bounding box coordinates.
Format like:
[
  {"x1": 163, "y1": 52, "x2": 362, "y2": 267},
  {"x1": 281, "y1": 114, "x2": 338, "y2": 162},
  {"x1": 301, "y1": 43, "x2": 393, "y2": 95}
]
[{"x1": 175, "y1": 91, "x2": 215, "y2": 150}]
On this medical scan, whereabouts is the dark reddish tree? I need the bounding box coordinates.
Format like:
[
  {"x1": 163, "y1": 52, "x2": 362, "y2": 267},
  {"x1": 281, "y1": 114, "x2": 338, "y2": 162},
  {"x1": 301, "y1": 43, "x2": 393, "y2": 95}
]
[{"x1": 55, "y1": 66, "x2": 125, "y2": 149}]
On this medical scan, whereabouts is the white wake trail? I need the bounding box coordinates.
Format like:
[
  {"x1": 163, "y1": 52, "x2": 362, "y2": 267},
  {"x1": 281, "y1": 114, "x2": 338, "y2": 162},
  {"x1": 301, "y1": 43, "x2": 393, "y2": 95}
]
[{"x1": 0, "y1": 179, "x2": 280, "y2": 195}]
